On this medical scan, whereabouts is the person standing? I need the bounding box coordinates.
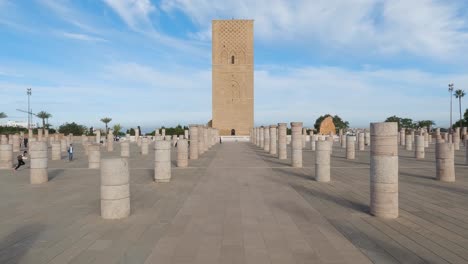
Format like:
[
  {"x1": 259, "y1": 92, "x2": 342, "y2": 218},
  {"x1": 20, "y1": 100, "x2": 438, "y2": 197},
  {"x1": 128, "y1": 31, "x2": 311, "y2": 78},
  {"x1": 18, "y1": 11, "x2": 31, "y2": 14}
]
[
  {"x1": 14, "y1": 151, "x2": 28, "y2": 171},
  {"x1": 67, "y1": 144, "x2": 74, "y2": 161}
]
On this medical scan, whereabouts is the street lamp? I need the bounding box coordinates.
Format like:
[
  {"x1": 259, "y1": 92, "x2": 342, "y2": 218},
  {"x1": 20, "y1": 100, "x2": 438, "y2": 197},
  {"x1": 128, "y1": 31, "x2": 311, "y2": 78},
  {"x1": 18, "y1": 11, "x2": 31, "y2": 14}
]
[
  {"x1": 448, "y1": 83, "x2": 454, "y2": 131},
  {"x1": 27, "y1": 88, "x2": 32, "y2": 129}
]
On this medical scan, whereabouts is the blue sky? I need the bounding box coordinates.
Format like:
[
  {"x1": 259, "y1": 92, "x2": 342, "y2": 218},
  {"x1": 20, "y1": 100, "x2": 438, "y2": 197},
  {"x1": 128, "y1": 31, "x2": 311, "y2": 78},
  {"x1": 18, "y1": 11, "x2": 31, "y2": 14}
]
[{"x1": 1, "y1": 0, "x2": 468, "y2": 132}]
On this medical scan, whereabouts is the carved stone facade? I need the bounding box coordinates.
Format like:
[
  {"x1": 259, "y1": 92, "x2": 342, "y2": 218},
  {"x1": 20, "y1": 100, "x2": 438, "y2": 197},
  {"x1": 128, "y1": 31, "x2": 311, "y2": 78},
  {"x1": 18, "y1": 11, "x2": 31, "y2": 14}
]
[{"x1": 212, "y1": 20, "x2": 254, "y2": 136}]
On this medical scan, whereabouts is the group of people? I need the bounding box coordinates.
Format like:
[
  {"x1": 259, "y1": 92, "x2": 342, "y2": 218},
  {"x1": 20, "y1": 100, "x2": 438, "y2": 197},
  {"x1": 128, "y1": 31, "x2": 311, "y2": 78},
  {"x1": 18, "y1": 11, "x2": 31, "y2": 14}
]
[{"x1": 13, "y1": 143, "x2": 74, "y2": 171}]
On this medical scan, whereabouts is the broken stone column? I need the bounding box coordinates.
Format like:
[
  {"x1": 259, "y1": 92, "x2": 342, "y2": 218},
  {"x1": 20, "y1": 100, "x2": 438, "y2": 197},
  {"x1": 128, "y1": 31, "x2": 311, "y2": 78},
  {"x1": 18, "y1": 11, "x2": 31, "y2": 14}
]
[
  {"x1": 315, "y1": 140, "x2": 332, "y2": 182},
  {"x1": 269, "y1": 125, "x2": 277, "y2": 155},
  {"x1": 264, "y1": 126, "x2": 270, "y2": 152},
  {"x1": 453, "y1": 128, "x2": 460, "y2": 150},
  {"x1": 291, "y1": 122, "x2": 303, "y2": 168},
  {"x1": 12, "y1": 134, "x2": 20, "y2": 152},
  {"x1": 197, "y1": 125, "x2": 205, "y2": 156},
  {"x1": 278, "y1": 123, "x2": 287, "y2": 160},
  {"x1": 370, "y1": 122, "x2": 398, "y2": 219},
  {"x1": 96, "y1": 130, "x2": 101, "y2": 144},
  {"x1": 101, "y1": 158, "x2": 130, "y2": 219},
  {"x1": 30, "y1": 141, "x2": 48, "y2": 184},
  {"x1": 184, "y1": 129, "x2": 189, "y2": 140},
  {"x1": 365, "y1": 131, "x2": 370, "y2": 146},
  {"x1": 302, "y1": 128, "x2": 307, "y2": 149},
  {"x1": 121, "y1": 141, "x2": 130, "y2": 157},
  {"x1": 164, "y1": 135, "x2": 171, "y2": 141},
  {"x1": 436, "y1": 141, "x2": 455, "y2": 182},
  {"x1": 465, "y1": 139, "x2": 468, "y2": 165},
  {"x1": 259, "y1": 126, "x2": 265, "y2": 149},
  {"x1": 358, "y1": 132, "x2": 365, "y2": 151},
  {"x1": 28, "y1": 129, "x2": 33, "y2": 140},
  {"x1": 60, "y1": 139, "x2": 67, "y2": 152},
  {"x1": 177, "y1": 139, "x2": 188, "y2": 168},
  {"x1": 88, "y1": 144, "x2": 101, "y2": 169},
  {"x1": 310, "y1": 134, "x2": 316, "y2": 151},
  {"x1": 154, "y1": 140, "x2": 171, "y2": 182},
  {"x1": 415, "y1": 135, "x2": 425, "y2": 159},
  {"x1": 346, "y1": 135, "x2": 355, "y2": 160},
  {"x1": 172, "y1": 135, "x2": 177, "y2": 147},
  {"x1": 424, "y1": 131, "x2": 429, "y2": 148},
  {"x1": 203, "y1": 127, "x2": 208, "y2": 152},
  {"x1": 405, "y1": 134, "x2": 412, "y2": 151},
  {"x1": 107, "y1": 132, "x2": 114, "y2": 152},
  {"x1": 38, "y1": 129, "x2": 43, "y2": 141},
  {"x1": 0, "y1": 135, "x2": 7, "y2": 144},
  {"x1": 189, "y1": 125, "x2": 199, "y2": 160},
  {"x1": 400, "y1": 128, "x2": 405, "y2": 146},
  {"x1": 51, "y1": 142, "x2": 61, "y2": 160},
  {"x1": 0, "y1": 144, "x2": 13, "y2": 169},
  {"x1": 341, "y1": 134, "x2": 346, "y2": 148},
  {"x1": 161, "y1": 129, "x2": 166, "y2": 137},
  {"x1": 44, "y1": 129, "x2": 49, "y2": 138},
  {"x1": 141, "y1": 138, "x2": 149, "y2": 155}
]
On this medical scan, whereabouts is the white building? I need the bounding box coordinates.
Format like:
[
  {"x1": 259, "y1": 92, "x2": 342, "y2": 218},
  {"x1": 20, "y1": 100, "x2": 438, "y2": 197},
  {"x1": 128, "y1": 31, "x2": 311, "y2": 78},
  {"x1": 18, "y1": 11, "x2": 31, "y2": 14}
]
[{"x1": 1, "y1": 120, "x2": 37, "y2": 128}]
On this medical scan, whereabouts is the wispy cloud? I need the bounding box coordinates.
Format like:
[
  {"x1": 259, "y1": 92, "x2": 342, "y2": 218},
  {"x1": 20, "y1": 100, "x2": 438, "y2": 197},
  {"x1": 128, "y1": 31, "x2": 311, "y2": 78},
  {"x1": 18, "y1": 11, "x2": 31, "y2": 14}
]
[
  {"x1": 162, "y1": 0, "x2": 468, "y2": 60},
  {"x1": 102, "y1": 0, "x2": 156, "y2": 30},
  {"x1": 60, "y1": 32, "x2": 108, "y2": 42}
]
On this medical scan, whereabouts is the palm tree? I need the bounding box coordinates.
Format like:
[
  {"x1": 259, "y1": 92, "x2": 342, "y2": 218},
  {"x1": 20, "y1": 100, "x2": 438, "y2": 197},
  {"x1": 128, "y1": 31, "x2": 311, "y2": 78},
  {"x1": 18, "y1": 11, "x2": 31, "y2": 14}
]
[
  {"x1": 454, "y1": 89, "x2": 466, "y2": 128},
  {"x1": 100, "y1": 117, "x2": 112, "y2": 135},
  {"x1": 36, "y1": 111, "x2": 52, "y2": 129},
  {"x1": 0, "y1": 112, "x2": 7, "y2": 119}
]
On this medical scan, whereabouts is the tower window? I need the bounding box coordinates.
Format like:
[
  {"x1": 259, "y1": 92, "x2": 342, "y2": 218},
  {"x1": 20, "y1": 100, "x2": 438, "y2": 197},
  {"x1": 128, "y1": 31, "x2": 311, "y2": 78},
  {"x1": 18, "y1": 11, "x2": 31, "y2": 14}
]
[{"x1": 231, "y1": 56, "x2": 235, "y2": 64}]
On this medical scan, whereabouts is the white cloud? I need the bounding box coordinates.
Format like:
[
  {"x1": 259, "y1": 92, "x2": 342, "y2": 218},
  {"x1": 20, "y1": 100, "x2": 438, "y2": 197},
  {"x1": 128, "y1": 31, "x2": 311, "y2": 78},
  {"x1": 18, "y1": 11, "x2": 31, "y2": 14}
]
[
  {"x1": 102, "y1": 0, "x2": 156, "y2": 30},
  {"x1": 161, "y1": 0, "x2": 468, "y2": 59},
  {"x1": 60, "y1": 32, "x2": 108, "y2": 42}
]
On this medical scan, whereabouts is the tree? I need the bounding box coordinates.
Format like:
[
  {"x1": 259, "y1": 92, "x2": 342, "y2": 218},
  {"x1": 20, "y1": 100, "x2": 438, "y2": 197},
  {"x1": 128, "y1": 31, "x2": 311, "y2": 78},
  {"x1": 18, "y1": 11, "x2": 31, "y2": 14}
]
[
  {"x1": 36, "y1": 111, "x2": 52, "y2": 129},
  {"x1": 0, "y1": 112, "x2": 7, "y2": 119},
  {"x1": 454, "y1": 89, "x2": 466, "y2": 127},
  {"x1": 453, "y1": 108, "x2": 468, "y2": 128},
  {"x1": 100, "y1": 117, "x2": 112, "y2": 135},
  {"x1": 58, "y1": 122, "x2": 87, "y2": 135},
  {"x1": 113, "y1": 124, "x2": 123, "y2": 136},
  {"x1": 314, "y1": 114, "x2": 349, "y2": 133},
  {"x1": 414, "y1": 120, "x2": 435, "y2": 129}
]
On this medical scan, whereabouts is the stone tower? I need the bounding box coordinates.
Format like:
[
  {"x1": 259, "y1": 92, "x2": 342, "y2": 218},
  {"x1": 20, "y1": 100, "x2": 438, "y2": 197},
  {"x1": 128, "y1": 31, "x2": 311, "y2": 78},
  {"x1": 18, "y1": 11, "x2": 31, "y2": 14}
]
[{"x1": 212, "y1": 20, "x2": 254, "y2": 136}]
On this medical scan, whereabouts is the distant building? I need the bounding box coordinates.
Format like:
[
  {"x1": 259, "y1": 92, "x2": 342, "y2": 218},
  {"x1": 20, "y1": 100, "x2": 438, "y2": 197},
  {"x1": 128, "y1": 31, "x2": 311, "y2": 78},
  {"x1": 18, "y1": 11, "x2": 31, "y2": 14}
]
[{"x1": 1, "y1": 120, "x2": 37, "y2": 128}]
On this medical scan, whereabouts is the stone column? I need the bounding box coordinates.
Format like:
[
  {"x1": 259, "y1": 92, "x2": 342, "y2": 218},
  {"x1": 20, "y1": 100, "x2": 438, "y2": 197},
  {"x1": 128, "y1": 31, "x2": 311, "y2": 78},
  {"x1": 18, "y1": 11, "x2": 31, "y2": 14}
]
[
  {"x1": 161, "y1": 129, "x2": 166, "y2": 137},
  {"x1": 291, "y1": 122, "x2": 303, "y2": 168},
  {"x1": 0, "y1": 144, "x2": 13, "y2": 169},
  {"x1": 269, "y1": 125, "x2": 277, "y2": 155},
  {"x1": 346, "y1": 135, "x2": 355, "y2": 160},
  {"x1": 256, "y1": 127, "x2": 260, "y2": 146},
  {"x1": 0, "y1": 135, "x2": 7, "y2": 144},
  {"x1": 88, "y1": 144, "x2": 101, "y2": 169},
  {"x1": 121, "y1": 141, "x2": 130, "y2": 157},
  {"x1": 37, "y1": 129, "x2": 43, "y2": 141},
  {"x1": 415, "y1": 135, "x2": 425, "y2": 159},
  {"x1": 465, "y1": 139, "x2": 468, "y2": 165},
  {"x1": 177, "y1": 139, "x2": 188, "y2": 168},
  {"x1": 60, "y1": 139, "x2": 67, "y2": 152},
  {"x1": 400, "y1": 128, "x2": 405, "y2": 146},
  {"x1": 315, "y1": 140, "x2": 332, "y2": 182},
  {"x1": 171, "y1": 135, "x2": 177, "y2": 147},
  {"x1": 424, "y1": 131, "x2": 429, "y2": 148},
  {"x1": 310, "y1": 134, "x2": 316, "y2": 151},
  {"x1": 278, "y1": 123, "x2": 287, "y2": 160},
  {"x1": 341, "y1": 134, "x2": 346, "y2": 148},
  {"x1": 405, "y1": 134, "x2": 412, "y2": 151},
  {"x1": 189, "y1": 125, "x2": 199, "y2": 160},
  {"x1": 302, "y1": 128, "x2": 307, "y2": 149},
  {"x1": 28, "y1": 129, "x2": 33, "y2": 140},
  {"x1": 154, "y1": 140, "x2": 171, "y2": 182},
  {"x1": 96, "y1": 130, "x2": 101, "y2": 144},
  {"x1": 453, "y1": 128, "x2": 460, "y2": 150},
  {"x1": 263, "y1": 126, "x2": 270, "y2": 152},
  {"x1": 258, "y1": 126, "x2": 263, "y2": 149},
  {"x1": 370, "y1": 122, "x2": 398, "y2": 219},
  {"x1": 435, "y1": 141, "x2": 455, "y2": 182},
  {"x1": 141, "y1": 138, "x2": 149, "y2": 155},
  {"x1": 197, "y1": 126, "x2": 204, "y2": 156},
  {"x1": 44, "y1": 129, "x2": 49, "y2": 138},
  {"x1": 184, "y1": 129, "x2": 189, "y2": 140},
  {"x1": 100, "y1": 158, "x2": 130, "y2": 219},
  {"x1": 358, "y1": 132, "x2": 365, "y2": 151},
  {"x1": 30, "y1": 141, "x2": 48, "y2": 184},
  {"x1": 12, "y1": 134, "x2": 20, "y2": 152},
  {"x1": 203, "y1": 126, "x2": 208, "y2": 152},
  {"x1": 107, "y1": 132, "x2": 114, "y2": 152},
  {"x1": 51, "y1": 142, "x2": 61, "y2": 161},
  {"x1": 365, "y1": 131, "x2": 370, "y2": 146}
]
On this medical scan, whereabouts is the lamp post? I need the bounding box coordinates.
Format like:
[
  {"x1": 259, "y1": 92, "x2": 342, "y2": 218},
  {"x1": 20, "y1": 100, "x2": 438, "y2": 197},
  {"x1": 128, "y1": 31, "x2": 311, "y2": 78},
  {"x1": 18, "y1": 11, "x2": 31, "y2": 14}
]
[{"x1": 27, "y1": 88, "x2": 32, "y2": 129}]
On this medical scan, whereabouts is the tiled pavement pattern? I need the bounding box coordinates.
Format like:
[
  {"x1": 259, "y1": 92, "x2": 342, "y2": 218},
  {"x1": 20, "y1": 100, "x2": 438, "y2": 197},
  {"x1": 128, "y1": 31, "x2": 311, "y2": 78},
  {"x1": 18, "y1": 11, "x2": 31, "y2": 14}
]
[{"x1": 0, "y1": 140, "x2": 467, "y2": 263}]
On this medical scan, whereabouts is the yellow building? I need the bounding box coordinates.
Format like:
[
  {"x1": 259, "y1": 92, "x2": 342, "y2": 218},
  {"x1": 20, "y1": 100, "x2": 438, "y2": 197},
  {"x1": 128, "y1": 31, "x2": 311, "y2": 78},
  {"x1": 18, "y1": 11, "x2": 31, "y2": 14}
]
[{"x1": 212, "y1": 20, "x2": 254, "y2": 136}]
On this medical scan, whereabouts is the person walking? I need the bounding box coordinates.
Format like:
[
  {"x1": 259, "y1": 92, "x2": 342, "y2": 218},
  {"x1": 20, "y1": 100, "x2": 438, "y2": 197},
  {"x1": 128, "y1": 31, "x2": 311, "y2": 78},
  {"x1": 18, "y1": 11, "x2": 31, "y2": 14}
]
[
  {"x1": 67, "y1": 144, "x2": 74, "y2": 161},
  {"x1": 14, "y1": 151, "x2": 28, "y2": 171}
]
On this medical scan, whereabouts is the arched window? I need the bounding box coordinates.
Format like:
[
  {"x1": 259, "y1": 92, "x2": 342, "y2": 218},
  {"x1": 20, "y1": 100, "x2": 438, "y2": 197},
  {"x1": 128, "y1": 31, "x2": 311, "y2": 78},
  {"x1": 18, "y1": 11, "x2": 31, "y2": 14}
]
[{"x1": 231, "y1": 55, "x2": 235, "y2": 64}]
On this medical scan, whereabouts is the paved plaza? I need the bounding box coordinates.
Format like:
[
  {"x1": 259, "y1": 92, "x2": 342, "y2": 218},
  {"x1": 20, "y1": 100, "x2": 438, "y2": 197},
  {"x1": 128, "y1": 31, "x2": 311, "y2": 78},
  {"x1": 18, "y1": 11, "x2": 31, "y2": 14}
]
[{"x1": 0, "y1": 141, "x2": 467, "y2": 263}]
